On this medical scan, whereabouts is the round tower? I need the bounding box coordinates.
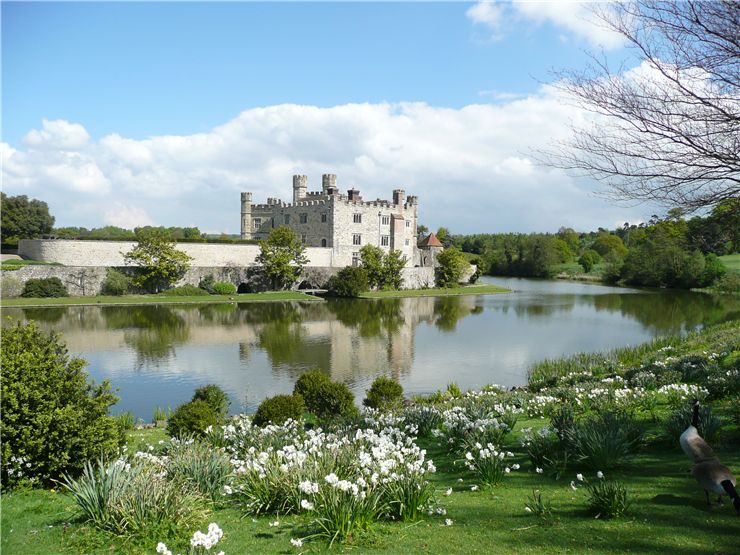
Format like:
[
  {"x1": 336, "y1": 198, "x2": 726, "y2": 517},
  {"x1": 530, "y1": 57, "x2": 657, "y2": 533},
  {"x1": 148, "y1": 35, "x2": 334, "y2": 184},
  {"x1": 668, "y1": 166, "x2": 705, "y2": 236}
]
[
  {"x1": 240, "y1": 192, "x2": 252, "y2": 240},
  {"x1": 322, "y1": 174, "x2": 337, "y2": 194},
  {"x1": 293, "y1": 175, "x2": 308, "y2": 202}
]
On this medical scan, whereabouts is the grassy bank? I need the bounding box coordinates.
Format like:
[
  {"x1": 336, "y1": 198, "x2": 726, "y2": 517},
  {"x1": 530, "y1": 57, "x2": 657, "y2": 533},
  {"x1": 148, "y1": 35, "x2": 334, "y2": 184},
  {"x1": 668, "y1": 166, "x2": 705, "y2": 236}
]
[
  {"x1": 0, "y1": 291, "x2": 322, "y2": 307},
  {"x1": 720, "y1": 253, "x2": 740, "y2": 273},
  {"x1": 361, "y1": 284, "x2": 510, "y2": 299}
]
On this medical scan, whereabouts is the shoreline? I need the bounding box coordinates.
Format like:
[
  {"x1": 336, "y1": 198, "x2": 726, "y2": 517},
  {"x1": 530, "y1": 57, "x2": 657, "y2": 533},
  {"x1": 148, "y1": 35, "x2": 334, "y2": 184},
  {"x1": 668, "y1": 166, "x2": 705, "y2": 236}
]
[{"x1": 360, "y1": 284, "x2": 511, "y2": 299}]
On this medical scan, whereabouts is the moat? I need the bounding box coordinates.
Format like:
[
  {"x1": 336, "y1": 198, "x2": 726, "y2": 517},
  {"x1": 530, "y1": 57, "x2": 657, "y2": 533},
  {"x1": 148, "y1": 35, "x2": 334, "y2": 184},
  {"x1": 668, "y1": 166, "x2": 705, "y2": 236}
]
[{"x1": 4, "y1": 277, "x2": 738, "y2": 420}]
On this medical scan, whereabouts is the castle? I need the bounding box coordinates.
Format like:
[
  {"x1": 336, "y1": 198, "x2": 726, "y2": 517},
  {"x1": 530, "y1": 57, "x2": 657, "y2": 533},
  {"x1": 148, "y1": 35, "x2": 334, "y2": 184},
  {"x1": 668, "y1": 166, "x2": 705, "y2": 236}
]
[{"x1": 241, "y1": 174, "x2": 420, "y2": 268}]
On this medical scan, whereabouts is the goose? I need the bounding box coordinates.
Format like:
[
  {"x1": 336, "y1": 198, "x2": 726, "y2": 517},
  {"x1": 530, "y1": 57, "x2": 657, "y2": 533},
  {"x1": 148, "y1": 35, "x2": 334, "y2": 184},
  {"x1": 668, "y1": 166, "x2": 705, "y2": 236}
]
[
  {"x1": 679, "y1": 399, "x2": 716, "y2": 463},
  {"x1": 679, "y1": 400, "x2": 740, "y2": 514}
]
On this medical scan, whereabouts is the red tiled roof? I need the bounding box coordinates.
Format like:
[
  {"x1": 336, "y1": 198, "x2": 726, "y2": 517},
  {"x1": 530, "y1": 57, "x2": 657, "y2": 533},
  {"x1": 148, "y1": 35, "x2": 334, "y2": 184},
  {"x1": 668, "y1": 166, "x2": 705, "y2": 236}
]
[{"x1": 418, "y1": 233, "x2": 443, "y2": 248}]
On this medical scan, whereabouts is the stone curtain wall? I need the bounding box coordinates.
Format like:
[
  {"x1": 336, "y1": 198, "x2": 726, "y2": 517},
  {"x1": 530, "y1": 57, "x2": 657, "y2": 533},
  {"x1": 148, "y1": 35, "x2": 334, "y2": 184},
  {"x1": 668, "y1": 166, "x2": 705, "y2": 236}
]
[
  {"x1": 3, "y1": 265, "x2": 436, "y2": 297},
  {"x1": 18, "y1": 239, "x2": 334, "y2": 268}
]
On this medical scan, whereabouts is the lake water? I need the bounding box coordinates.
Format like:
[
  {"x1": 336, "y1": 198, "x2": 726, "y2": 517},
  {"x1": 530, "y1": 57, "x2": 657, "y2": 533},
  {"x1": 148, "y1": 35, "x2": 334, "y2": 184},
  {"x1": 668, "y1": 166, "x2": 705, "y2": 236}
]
[{"x1": 4, "y1": 277, "x2": 738, "y2": 419}]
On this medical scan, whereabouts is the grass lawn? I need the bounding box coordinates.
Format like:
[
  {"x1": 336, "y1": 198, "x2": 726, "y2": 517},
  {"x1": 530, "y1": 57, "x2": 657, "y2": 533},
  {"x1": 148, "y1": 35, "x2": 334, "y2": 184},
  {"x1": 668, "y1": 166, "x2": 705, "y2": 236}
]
[
  {"x1": 719, "y1": 253, "x2": 740, "y2": 273},
  {"x1": 361, "y1": 284, "x2": 510, "y2": 299},
  {"x1": 0, "y1": 291, "x2": 322, "y2": 308},
  {"x1": 2, "y1": 422, "x2": 739, "y2": 554},
  {"x1": 0, "y1": 259, "x2": 62, "y2": 270}
]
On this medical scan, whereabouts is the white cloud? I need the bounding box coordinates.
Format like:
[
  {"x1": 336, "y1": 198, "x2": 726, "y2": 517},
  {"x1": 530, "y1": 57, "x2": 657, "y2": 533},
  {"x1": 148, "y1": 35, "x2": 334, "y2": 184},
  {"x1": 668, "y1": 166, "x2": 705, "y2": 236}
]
[
  {"x1": 512, "y1": 1, "x2": 624, "y2": 49},
  {"x1": 104, "y1": 202, "x2": 154, "y2": 228},
  {"x1": 466, "y1": 2, "x2": 624, "y2": 50},
  {"x1": 1, "y1": 92, "x2": 650, "y2": 234},
  {"x1": 23, "y1": 118, "x2": 91, "y2": 150}
]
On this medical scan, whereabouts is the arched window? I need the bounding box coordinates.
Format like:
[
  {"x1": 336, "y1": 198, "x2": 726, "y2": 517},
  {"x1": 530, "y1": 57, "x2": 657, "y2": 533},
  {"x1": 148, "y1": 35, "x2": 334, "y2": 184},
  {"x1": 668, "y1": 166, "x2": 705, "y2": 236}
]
[{"x1": 321, "y1": 238, "x2": 327, "y2": 247}]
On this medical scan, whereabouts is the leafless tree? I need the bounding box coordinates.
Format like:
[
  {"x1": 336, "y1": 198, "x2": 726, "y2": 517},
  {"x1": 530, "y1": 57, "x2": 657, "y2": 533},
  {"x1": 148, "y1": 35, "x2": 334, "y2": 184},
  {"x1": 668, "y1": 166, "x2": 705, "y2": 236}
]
[{"x1": 543, "y1": 1, "x2": 739, "y2": 212}]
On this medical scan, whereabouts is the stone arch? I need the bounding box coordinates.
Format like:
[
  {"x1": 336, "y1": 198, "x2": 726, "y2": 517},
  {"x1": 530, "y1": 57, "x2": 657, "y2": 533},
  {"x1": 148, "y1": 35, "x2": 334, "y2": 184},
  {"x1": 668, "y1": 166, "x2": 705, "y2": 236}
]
[{"x1": 237, "y1": 283, "x2": 250, "y2": 294}]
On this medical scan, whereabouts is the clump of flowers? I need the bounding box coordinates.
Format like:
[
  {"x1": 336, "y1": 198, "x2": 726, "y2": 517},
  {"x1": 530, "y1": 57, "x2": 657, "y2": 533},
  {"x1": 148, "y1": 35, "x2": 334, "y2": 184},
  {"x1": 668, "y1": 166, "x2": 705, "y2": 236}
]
[
  {"x1": 570, "y1": 472, "x2": 631, "y2": 519},
  {"x1": 156, "y1": 522, "x2": 224, "y2": 555},
  {"x1": 524, "y1": 489, "x2": 553, "y2": 520},
  {"x1": 462, "y1": 442, "x2": 519, "y2": 486}
]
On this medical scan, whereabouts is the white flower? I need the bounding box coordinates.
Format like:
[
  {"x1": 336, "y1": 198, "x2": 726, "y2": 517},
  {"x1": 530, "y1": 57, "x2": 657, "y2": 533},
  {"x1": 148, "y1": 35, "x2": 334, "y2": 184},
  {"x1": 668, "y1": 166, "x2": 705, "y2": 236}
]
[
  {"x1": 470, "y1": 485, "x2": 479, "y2": 491},
  {"x1": 457, "y1": 478, "x2": 464, "y2": 482},
  {"x1": 524, "y1": 507, "x2": 532, "y2": 513},
  {"x1": 223, "y1": 485, "x2": 233, "y2": 495},
  {"x1": 576, "y1": 473, "x2": 584, "y2": 482},
  {"x1": 156, "y1": 543, "x2": 172, "y2": 555},
  {"x1": 444, "y1": 518, "x2": 453, "y2": 526},
  {"x1": 444, "y1": 487, "x2": 452, "y2": 496},
  {"x1": 269, "y1": 520, "x2": 280, "y2": 527},
  {"x1": 597, "y1": 471, "x2": 604, "y2": 479},
  {"x1": 570, "y1": 481, "x2": 578, "y2": 491},
  {"x1": 300, "y1": 499, "x2": 314, "y2": 511},
  {"x1": 290, "y1": 538, "x2": 303, "y2": 547},
  {"x1": 536, "y1": 467, "x2": 543, "y2": 474}
]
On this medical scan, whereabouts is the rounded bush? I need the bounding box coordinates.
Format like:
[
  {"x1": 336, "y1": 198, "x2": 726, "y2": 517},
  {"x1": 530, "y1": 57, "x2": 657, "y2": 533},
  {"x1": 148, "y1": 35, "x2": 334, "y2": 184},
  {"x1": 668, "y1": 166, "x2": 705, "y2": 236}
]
[
  {"x1": 192, "y1": 384, "x2": 230, "y2": 419},
  {"x1": 198, "y1": 274, "x2": 216, "y2": 294},
  {"x1": 20, "y1": 277, "x2": 68, "y2": 298},
  {"x1": 1, "y1": 322, "x2": 121, "y2": 487},
  {"x1": 253, "y1": 394, "x2": 305, "y2": 427},
  {"x1": 364, "y1": 376, "x2": 404, "y2": 411},
  {"x1": 327, "y1": 266, "x2": 368, "y2": 297},
  {"x1": 167, "y1": 400, "x2": 218, "y2": 438},
  {"x1": 212, "y1": 281, "x2": 237, "y2": 295},
  {"x1": 294, "y1": 371, "x2": 357, "y2": 421},
  {"x1": 101, "y1": 268, "x2": 132, "y2": 296}
]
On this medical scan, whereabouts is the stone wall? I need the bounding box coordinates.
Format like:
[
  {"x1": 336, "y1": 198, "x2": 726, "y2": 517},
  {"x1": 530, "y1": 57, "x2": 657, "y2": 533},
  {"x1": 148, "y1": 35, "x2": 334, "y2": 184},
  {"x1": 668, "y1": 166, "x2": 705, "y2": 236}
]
[
  {"x1": 3, "y1": 265, "x2": 437, "y2": 296},
  {"x1": 18, "y1": 239, "x2": 334, "y2": 268}
]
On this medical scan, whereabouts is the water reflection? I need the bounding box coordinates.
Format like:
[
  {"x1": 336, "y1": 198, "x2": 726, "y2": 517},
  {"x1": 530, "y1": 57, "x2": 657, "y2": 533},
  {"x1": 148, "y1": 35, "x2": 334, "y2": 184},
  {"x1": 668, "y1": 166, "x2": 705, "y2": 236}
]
[{"x1": 4, "y1": 278, "x2": 737, "y2": 419}]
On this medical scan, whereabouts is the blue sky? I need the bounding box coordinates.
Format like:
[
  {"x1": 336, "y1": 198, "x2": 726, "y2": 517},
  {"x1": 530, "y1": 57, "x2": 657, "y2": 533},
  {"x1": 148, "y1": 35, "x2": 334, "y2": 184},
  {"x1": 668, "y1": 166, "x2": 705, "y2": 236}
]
[{"x1": 2, "y1": 2, "x2": 651, "y2": 233}]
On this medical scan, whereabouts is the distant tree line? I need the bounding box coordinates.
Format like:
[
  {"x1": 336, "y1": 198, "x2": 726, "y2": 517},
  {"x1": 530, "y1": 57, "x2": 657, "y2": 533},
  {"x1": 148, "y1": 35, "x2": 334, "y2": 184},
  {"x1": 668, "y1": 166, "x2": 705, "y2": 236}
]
[{"x1": 451, "y1": 199, "x2": 738, "y2": 290}]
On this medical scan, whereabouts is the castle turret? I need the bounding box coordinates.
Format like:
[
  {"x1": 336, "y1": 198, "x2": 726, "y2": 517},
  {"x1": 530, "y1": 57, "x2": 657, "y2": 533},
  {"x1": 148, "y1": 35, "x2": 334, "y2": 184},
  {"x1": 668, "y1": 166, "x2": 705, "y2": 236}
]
[
  {"x1": 293, "y1": 175, "x2": 308, "y2": 202},
  {"x1": 393, "y1": 189, "x2": 406, "y2": 207},
  {"x1": 240, "y1": 192, "x2": 252, "y2": 240},
  {"x1": 322, "y1": 174, "x2": 337, "y2": 194}
]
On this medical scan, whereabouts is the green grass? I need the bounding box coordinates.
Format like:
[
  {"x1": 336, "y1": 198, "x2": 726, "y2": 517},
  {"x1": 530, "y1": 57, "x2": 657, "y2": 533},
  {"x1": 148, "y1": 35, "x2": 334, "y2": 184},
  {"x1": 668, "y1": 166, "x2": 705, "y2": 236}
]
[
  {"x1": 3, "y1": 423, "x2": 738, "y2": 554},
  {"x1": 361, "y1": 284, "x2": 510, "y2": 299},
  {"x1": 0, "y1": 291, "x2": 322, "y2": 307},
  {"x1": 1, "y1": 259, "x2": 62, "y2": 271},
  {"x1": 719, "y1": 253, "x2": 740, "y2": 274}
]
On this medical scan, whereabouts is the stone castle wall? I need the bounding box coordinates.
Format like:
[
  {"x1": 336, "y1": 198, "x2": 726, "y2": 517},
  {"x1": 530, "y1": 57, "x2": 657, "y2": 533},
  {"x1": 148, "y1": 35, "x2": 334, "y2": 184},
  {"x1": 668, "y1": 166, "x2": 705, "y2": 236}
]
[{"x1": 18, "y1": 239, "x2": 335, "y2": 268}]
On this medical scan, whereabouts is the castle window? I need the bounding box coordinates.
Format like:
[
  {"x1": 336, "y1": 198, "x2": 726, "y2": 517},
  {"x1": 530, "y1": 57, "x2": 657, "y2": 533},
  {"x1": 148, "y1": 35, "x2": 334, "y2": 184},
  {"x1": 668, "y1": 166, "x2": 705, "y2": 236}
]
[
  {"x1": 300, "y1": 213, "x2": 308, "y2": 224},
  {"x1": 406, "y1": 220, "x2": 410, "y2": 228},
  {"x1": 253, "y1": 218, "x2": 262, "y2": 229},
  {"x1": 284, "y1": 214, "x2": 291, "y2": 225},
  {"x1": 352, "y1": 252, "x2": 360, "y2": 266},
  {"x1": 381, "y1": 215, "x2": 390, "y2": 225},
  {"x1": 353, "y1": 213, "x2": 362, "y2": 224},
  {"x1": 353, "y1": 234, "x2": 362, "y2": 245},
  {"x1": 405, "y1": 239, "x2": 410, "y2": 246},
  {"x1": 321, "y1": 214, "x2": 327, "y2": 223},
  {"x1": 381, "y1": 235, "x2": 390, "y2": 247},
  {"x1": 321, "y1": 238, "x2": 327, "y2": 247}
]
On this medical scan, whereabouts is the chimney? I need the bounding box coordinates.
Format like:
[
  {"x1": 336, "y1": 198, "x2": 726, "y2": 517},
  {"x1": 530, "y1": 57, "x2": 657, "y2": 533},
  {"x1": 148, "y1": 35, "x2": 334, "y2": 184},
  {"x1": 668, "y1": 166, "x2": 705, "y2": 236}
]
[{"x1": 348, "y1": 188, "x2": 362, "y2": 202}]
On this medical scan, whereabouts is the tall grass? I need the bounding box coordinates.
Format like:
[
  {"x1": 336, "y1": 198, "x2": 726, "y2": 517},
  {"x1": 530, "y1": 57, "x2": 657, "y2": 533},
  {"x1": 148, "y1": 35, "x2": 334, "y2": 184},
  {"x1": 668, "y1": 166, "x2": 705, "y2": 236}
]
[
  {"x1": 567, "y1": 412, "x2": 643, "y2": 470},
  {"x1": 166, "y1": 441, "x2": 231, "y2": 502}
]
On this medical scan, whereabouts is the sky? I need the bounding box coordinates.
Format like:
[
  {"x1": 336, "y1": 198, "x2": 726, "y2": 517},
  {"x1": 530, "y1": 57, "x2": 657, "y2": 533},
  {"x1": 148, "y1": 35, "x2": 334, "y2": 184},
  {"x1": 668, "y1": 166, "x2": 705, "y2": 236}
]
[{"x1": 2, "y1": 1, "x2": 654, "y2": 234}]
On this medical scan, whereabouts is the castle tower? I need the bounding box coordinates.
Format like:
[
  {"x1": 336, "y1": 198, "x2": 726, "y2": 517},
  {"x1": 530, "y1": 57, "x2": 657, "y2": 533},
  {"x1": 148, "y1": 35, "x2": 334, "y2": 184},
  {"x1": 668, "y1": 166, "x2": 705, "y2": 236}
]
[
  {"x1": 393, "y1": 189, "x2": 406, "y2": 207},
  {"x1": 240, "y1": 192, "x2": 252, "y2": 240},
  {"x1": 322, "y1": 174, "x2": 337, "y2": 194},
  {"x1": 293, "y1": 175, "x2": 308, "y2": 202}
]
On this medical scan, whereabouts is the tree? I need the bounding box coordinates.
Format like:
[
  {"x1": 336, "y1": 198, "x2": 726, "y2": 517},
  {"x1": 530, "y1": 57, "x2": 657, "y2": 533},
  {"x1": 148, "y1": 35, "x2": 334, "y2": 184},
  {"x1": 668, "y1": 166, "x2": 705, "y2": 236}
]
[
  {"x1": 578, "y1": 249, "x2": 602, "y2": 273},
  {"x1": 123, "y1": 228, "x2": 193, "y2": 292},
  {"x1": 256, "y1": 226, "x2": 308, "y2": 290},
  {"x1": 360, "y1": 245, "x2": 385, "y2": 289},
  {"x1": 0, "y1": 193, "x2": 55, "y2": 242},
  {"x1": 360, "y1": 245, "x2": 407, "y2": 290},
  {"x1": 327, "y1": 266, "x2": 369, "y2": 297},
  {"x1": 435, "y1": 247, "x2": 469, "y2": 287},
  {"x1": 545, "y1": 1, "x2": 739, "y2": 211},
  {"x1": 591, "y1": 233, "x2": 628, "y2": 258}
]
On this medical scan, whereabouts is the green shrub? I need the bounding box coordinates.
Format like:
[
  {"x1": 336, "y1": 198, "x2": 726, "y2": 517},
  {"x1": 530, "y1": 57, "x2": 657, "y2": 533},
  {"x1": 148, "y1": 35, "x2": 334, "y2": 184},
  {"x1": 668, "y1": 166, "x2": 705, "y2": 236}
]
[
  {"x1": 253, "y1": 394, "x2": 305, "y2": 427},
  {"x1": 435, "y1": 247, "x2": 468, "y2": 287},
  {"x1": 664, "y1": 404, "x2": 722, "y2": 445},
  {"x1": 714, "y1": 272, "x2": 740, "y2": 294},
  {"x1": 364, "y1": 376, "x2": 404, "y2": 411},
  {"x1": 115, "y1": 411, "x2": 136, "y2": 431},
  {"x1": 567, "y1": 412, "x2": 643, "y2": 470},
  {"x1": 212, "y1": 281, "x2": 237, "y2": 295},
  {"x1": 167, "y1": 400, "x2": 218, "y2": 438},
  {"x1": 101, "y1": 268, "x2": 132, "y2": 295},
  {"x1": 198, "y1": 274, "x2": 216, "y2": 294},
  {"x1": 578, "y1": 250, "x2": 601, "y2": 273},
  {"x1": 192, "y1": 384, "x2": 231, "y2": 419},
  {"x1": 327, "y1": 266, "x2": 369, "y2": 297},
  {"x1": 294, "y1": 371, "x2": 357, "y2": 421},
  {"x1": 1, "y1": 322, "x2": 121, "y2": 488},
  {"x1": 161, "y1": 284, "x2": 209, "y2": 296},
  {"x1": 20, "y1": 277, "x2": 68, "y2": 298}
]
